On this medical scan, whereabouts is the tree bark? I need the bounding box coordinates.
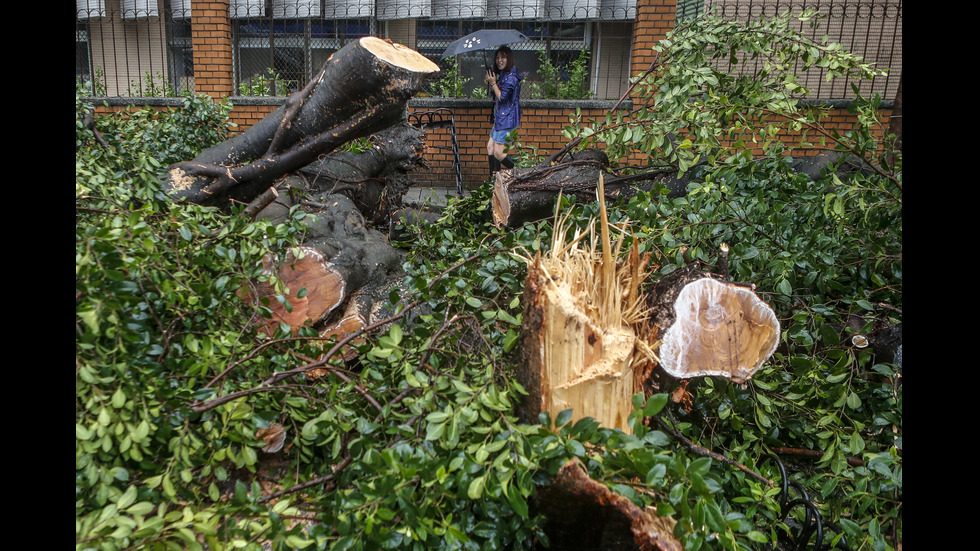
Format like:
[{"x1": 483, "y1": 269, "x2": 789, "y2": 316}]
[
  {"x1": 163, "y1": 37, "x2": 439, "y2": 208},
  {"x1": 492, "y1": 157, "x2": 690, "y2": 228},
  {"x1": 246, "y1": 192, "x2": 405, "y2": 345},
  {"x1": 535, "y1": 459, "x2": 682, "y2": 551},
  {"x1": 298, "y1": 123, "x2": 428, "y2": 225}
]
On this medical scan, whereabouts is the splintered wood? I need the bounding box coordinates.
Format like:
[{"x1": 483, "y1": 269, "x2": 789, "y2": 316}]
[
  {"x1": 517, "y1": 175, "x2": 780, "y2": 433},
  {"x1": 518, "y1": 175, "x2": 652, "y2": 433}
]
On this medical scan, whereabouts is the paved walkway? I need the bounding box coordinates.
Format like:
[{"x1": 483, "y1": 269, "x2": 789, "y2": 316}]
[{"x1": 402, "y1": 186, "x2": 463, "y2": 208}]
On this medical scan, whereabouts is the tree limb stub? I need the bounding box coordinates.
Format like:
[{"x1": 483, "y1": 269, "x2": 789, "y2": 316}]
[
  {"x1": 492, "y1": 158, "x2": 690, "y2": 228},
  {"x1": 248, "y1": 192, "x2": 404, "y2": 340},
  {"x1": 535, "y1": 459, "x2": 682, "y2": 551},
  {"x1": 163, "y1": 37, "x2": 438, "y2": 208}
]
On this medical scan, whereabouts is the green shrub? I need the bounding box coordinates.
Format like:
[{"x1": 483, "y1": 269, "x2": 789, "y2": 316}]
[
  {"x1": 427, "y1": 55, "x2": 473, "y2": 98},
  {"x1": 528, "y1": 49, "x2": 593, "y2": 100},
  {"x1": 75, "y1": 9, "x2": 901, "y2": 547}
]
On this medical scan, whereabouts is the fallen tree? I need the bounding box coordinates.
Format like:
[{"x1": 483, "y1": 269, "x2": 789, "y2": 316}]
[
  {"x1": 492, "y1": 156, "x2": 692, "y2": 228},
  {"x1": 162, "y1": 37, "x2": 439, "y2": 209},
  {"x1": 169, "y1": 41, "x2": 439, "y2": 354},
  {"x1": 78, "y1": 10, "x2": 902, "y2": 549}
]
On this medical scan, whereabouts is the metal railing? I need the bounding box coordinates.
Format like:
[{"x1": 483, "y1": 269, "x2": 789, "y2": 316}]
[
  {"x1": 76, "y1": 2, "x2": 194, "y2": 97},
  {"x1": 76, "y1": 1, "x2": 900, "y2": 102},
  {"x1": 680, "y1": 0, "x2": 902, "y2": 101}
]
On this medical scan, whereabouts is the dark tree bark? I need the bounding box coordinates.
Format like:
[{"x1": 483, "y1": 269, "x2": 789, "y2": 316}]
[
  {"x1": 491, "y1": 155, "x2": 691, "y2": 228},
  {"x1": 238, "y1": 122, "x2": 429, "y2": 341},
  {"x1": 163, "y1": 37, "x2": 439, "y2": 209},
  {"x1": 534, "y1": 459, "x2": 682, "y2": 551},
  {"x1": 246, "y1": 191, "x2": 405, "y2": 342},
  {"x1": 297, "y1": 123, "x2": 428, "y2": 225}
]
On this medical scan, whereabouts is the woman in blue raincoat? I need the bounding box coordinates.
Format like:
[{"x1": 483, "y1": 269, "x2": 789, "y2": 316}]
[{"x1": 484, "y1": 46, "x2": 521, "y2": 174}]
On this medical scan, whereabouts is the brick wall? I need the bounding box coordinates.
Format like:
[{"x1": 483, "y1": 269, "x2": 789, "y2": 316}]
[
  {"x1": 405, "y1": 101, "x2": 627, "y2": 188},
  {"x1": 191, "y1": 1, "x2": 234, "y2": 99},
  {"x1": 631, "y1": 0, "x2": 675, "y2": 76}
]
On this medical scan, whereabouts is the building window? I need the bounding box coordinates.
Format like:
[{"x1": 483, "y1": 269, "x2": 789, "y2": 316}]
[
  {"x1": 417, "y1": 19, "x2": 593, "y2": 99},
  {"x1": 231, "y1": 1, "x2": 376, "y2": 95}
]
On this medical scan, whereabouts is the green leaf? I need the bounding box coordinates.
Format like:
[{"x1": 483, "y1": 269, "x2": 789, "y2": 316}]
[
  {"x1": 643, "y1": 393, "x2": 669, "y2": 417},
  {"x1": 117, "y1": 485, "x2": 137, "y2": 509},
  {"x1": 555, "y1": 409, "x2": 573, "y2": 428},
  {"x1": 507, "y1": 484, "x2": 529, "y2": 518},
  {"x1": 467, "y1": 474, "x2": 487, "y2": 499},
  {"x1": 777, "y1": 278, "x2": 793, "y2": 296}
]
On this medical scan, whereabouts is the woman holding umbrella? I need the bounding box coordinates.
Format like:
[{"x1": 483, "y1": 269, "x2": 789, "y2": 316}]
[{"x1": 484, "y1": 46, "x2": 521, "y2": 174}]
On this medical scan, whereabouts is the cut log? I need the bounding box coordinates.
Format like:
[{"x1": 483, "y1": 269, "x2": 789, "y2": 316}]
[
  {"x1": 535, "y1": 459, "x2": 682, "y2": 551},
  {"x1": 248, "y1": 192, "x2": 405, "y2": 342},
  {"x1": 650, "y1": 273, "x2": 780, "y2": 384},
  {"x1": 249, "y1": 247, "x2": 347, "y2": 335},
  {"x1": 492, "y1": 156, "x2": 690, "y2": 228},
  {"x1": 516, "y1": 177, "x2": 780, "y2": 432},
  {"x1": 163, "y1": 37, "x2": 439, "y2": 208}
]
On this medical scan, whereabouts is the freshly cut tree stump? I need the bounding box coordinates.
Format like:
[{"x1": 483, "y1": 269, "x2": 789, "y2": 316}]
[
  {"x1": 653, "y1": 275, "x2": 780, "y2": 384},
  {"x1": 517, "y1": 177, "x2": 780, "y2": 432},
  {"x1": 164, "y1": 37, "x2": 439, "y2": 208}
]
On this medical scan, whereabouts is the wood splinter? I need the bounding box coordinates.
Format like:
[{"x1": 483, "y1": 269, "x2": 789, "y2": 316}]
[{"x1": 517, "y1": 174, "x2": 781, "y2": 433}]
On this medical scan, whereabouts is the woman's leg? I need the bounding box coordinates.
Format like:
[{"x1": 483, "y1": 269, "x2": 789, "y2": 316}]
[
  {"x1": 487, "y1": 137, "x2": 500, "y2": 173},
  {"x1": 491, "y1": 140, "x2": 514, "y2": 168}
]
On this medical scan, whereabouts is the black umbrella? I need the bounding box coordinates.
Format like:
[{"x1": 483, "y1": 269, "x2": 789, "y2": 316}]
[{"x1": 441, "y1": 29, "x2": 530, "y2": 59}]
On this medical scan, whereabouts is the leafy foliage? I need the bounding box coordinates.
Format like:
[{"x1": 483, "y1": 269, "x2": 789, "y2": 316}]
[
  {"x1": 76, "y1": 9, "x2": 900, "y2": 551},
  {"x1": 428, "y1": 55, "x2": 474, "y2": 99},
  {"x1": 565, "y1": 9, "x2": 887, "y2": 176},
  {"x1": 528, "y1": 49, "x2": 593, "y2": 100},
  {"x1": 549, "y1": 9, "x2": 902, "y2": 551},
  {"x1": 238, "y1": 68, "x2": 294, "y2": 97}
]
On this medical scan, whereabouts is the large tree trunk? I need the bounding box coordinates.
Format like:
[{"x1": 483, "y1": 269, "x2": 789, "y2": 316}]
[
  {"x1": 516, "y1": 177, "x2": 780, "y2": 432},
  {"x1": 163, "y1": 37, "x2": 439, "y2": 208},
  {"x1": 238, "y1": 122, "x2": 430, "y2": 344},
  {"x1": 245, "y1": 190, "x2": 405, "y2": 346},
  {"x1": 492, "y1": 155, "x2": 691, "y2": 228}
]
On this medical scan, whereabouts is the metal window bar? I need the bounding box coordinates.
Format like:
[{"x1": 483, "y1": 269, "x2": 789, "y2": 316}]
[
  {"x1": 417, "y1": 19, "x2": 594, "y2": 100},
  {"x1": 75, "y1": 1, "x2": 196, "y2": 97},
  {"x1": 75, "y1": 1, "x2": 900, "y2": 102},
  {"x1": 408, "y1": 109, "x2": 463, "y2": 196},
  {"x1": 231, "y1": 2, "x2": 376, "y2": 96},
  {"x1": 685, "y1": 0, "x2": 902, "y2": 101}
]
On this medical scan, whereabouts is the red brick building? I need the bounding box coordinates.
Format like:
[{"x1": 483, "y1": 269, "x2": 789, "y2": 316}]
[{"x1": 77, "y1": 0, "x2": 902, "y2": 187}]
